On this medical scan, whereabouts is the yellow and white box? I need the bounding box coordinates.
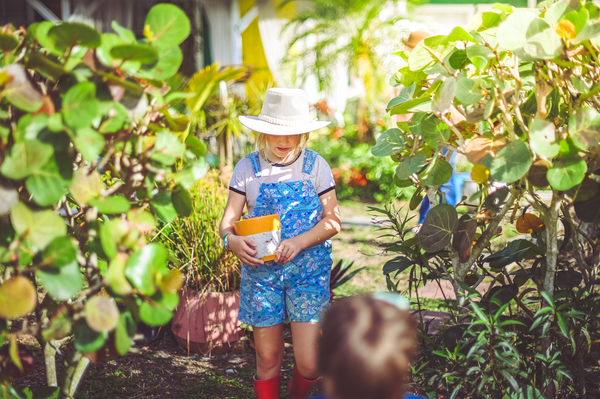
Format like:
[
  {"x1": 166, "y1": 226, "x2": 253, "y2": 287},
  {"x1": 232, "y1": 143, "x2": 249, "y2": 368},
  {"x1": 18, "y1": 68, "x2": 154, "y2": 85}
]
[{"x1": 234, "y1": 214, "x2": 282, "y2": 261}]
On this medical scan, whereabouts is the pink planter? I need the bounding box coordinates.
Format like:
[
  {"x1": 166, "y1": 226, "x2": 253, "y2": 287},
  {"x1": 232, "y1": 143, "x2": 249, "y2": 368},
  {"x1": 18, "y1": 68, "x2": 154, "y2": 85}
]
[{"x1": 171, "y1": 288, "x2": 244, "y2": 355}]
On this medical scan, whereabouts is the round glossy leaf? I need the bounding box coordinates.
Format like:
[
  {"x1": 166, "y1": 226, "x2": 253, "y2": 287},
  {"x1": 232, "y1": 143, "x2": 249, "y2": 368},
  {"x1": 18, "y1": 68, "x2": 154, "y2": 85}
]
[
  {"x1": 85, "y1": 296, "x2": 119, "y2": 333},
  {"x1": 62, "y1": 82, "x2": 99, "y2": 129},
  {"x1": 89, "y1": 196, "x2": 131, "y2": 214},
  {"x1": 522, "y1": 29, "x2": 562, "y2": 60},
  {"x1": 25, "y1": 158, "x2": 69, "y2": 206},
  {"x1": 409, "y1": 187, "x2": 424, "y2": 211},
  {"x1": 144, "y1": 3, "x2": 191, "y2": 47},
  {"x1": 547, "y1": 157, "x2": 586, "y2": 191},
  {"x1": 150, "y1": 131, "x2": 186, "y2": 165},
  {"x1": 574, "y1": 189, "x2": 600, "y2": 222},
  {"x1": 497, "y1": 12, "x2": 547, "y2": 51},
  {"x1": 527, "y1": 159, "x2": 551, "y2": 188},
  {"x1": 516, "y1": 213, "x2": 545, "y2": 234},
  {"x1": 420, "y1": 158, "x2": 453, "y2": 186},
  {"x1": 42, "y1": 236, "x2": 76, "y2": 268},
  {"x1": 396, "y1": 154, "x2": 427, "y2": 180},
  {"x1": 466, "y1": 44, "x2": 494, "y2": 64},
  {"x1": 97, "y1": 33, "x2": 126, "y2": 68},
  {"x1": 37, "y1": 261, "x2": 83, "y2": 301},
  {"x1": 74, "y1": 320, "x2": 107, "y2": 353},
  {"x1": 0, "y1": 139, "x2": 53, "y2": 180},
  {"x1": 106, "y1": 253, "x2": 133, "y2": 296},
  {"x1": 70, "y1": 167, "x2": 102, "y2": 206},
  {"x1": 408, "y1": 36, "x2": 453, "y2": 72},
  {"x1": 139, "y1": 301, "x2": 173, "y2": 326},
  {"x1": 419, "y1": 204, "x2": 459, "y2": 252},
  {"x1": 100, "y1": 220, "x2": 129, "y2": 261},
  {"x1": 36, "y1": 21, "x2": 61, "y2": 56},
  {"x1": 2, "y1": 64, "x2": 43, "y2": 112},
  {"x1": 455, "y1": 78, "x2": 483, "y2": 105},
  {"x1": 10, "y1": 202, "x2": 66, "y2": 250},
  {"x1": 115, "y1": 314, "x2": 133, "y2": 355},
  {"x1": 47, "y1": 22, "x2": 101, "y2": 51},
  {"x1": 136, "y1": 46, "x2": 183, "y2": 80},
  {"x1": 568, "y1": 107, "x2": 600, "y2": 152},
  {"x1": 490, "y1": 140, "x2": 532, "y2": 183},
  {"x1": 174, "y1": 159, "x2": 208, "y2": 190},
  {"x1": 0, "y1": 32, "x2": 19, "y2": 52},
  {"x1": 0, "y1": 183, "x2": 18, "y2": 215},
  {"x1": 125, "y1": 243, "x2": 168, "y2": 296},
  {"x1": 574, "y1": 177, "x2": 598, "y2": 202},
  {"x1": 0, "y1": 277, "x2": 36, "y2": 319},
  {"x1": 529, "y1": 118, "x2": 559, "y2": 158},
  {"x1": 394, "y1": 175, "x2": 413, "y2": 188},
  {"x1": 432, "y1": 77, "x2": 456, "y2": 113},
  {"x1": 111, "y1": 21, "x2": 136, "y2": 43},
  {"x1": 42, "y1": 305, "x2": 72, "y2": 342},
  {"x1": 452, "y1": 215, "x2": 477, "y2": 263},
  {"x1": 127, "y1": 209, "x2": 157, "y2": 232},
  {"x1": 71, "y1": 127, "x2": 105, "y2": 162},
  {"x1": 465, "y1": 137, "x2": 508, "y2": 165},
  {"x1": 110, "y1": 44, "x2": 158, "y2": 64},
  {"x1": 171, "y1": 186, "x2": 192, "y2": 217},
  {"x1": 420, "y1": 115, "x2": 450, "y2": 149},
  {"x1": 151, "y1": 192, "x2": 178, "y2": 223}
]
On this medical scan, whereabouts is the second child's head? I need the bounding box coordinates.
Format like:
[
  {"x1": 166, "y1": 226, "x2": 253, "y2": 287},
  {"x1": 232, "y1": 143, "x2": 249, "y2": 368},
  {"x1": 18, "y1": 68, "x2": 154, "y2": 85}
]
[
  {"x1": 318, "y1": 295, "x2": 417, "y2": 399},
  {"x1": 258, "y1": 133, "x2": 309, "y2": 164}
]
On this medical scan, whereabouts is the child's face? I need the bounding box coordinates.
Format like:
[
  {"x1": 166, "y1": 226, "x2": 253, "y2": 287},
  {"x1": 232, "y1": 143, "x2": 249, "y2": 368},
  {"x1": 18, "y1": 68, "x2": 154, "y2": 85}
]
[{"x1": 266, "y1": 134, "x2": 300, "y2": 160}]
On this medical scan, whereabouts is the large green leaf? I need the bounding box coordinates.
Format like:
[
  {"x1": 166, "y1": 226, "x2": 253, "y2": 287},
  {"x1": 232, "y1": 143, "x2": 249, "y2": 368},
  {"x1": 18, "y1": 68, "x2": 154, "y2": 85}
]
[
  {"x1": 74, "y1": 320, "x2": 107, "y2": 353},
  {"x1": 2, "y1": 64, "x2": 43, "y2": 112},
  {"x1": 574, "y1": 189, "x2": 600, "y2": 222},
  {"x1": 568, "y1": 107, "x2": 600, "y2": 152},
  {"x1": 547, "y1": 157, "x2": 586, "y2": 191},
  {"x1": 47, "y1": 22, "x2": 101, "y2": 51},
  {"x1": 432, "y1": 77, "x2": 456, "y2": 113},
  {"x1": 383, "y1": 257, "x2": 413, "y2": 275},
  {"x1": 144, "y1": 3, "x2": 191, "y2": 47},
  {"x1": 396, "y1": 154, "x2": 427, "y2": 180},
  {"x1": 386, "y1": 85, "x2": 415, "y2": 111},
  {"x1": 139, "y1": 291, "x2": 178, "y2": 326},
  {"x1": 36, "y1": 21, "x2": 61, "y2": 56},
  {"x1": 150, "y1": 192, "x2": 178, "y2": 223},
  {"x1": 70, "y1": 167, "x2": 102, "y2": 206},
  {"x1": 89, "y1": 196, "x2": 131, "y2": 214},
  {"x1": 11, "y1": 202, "x2": 66, "y2": 250},
  {"x1": 529, "y1": 118, "x2": 559, "y2": 158},
  {"x1": 171, "y1": 185, "x2": 193, "y2": 217},
  {"x1": 0, "y1": 32, "x2": 19, "y2": 52},
  {"x1": 420, "y1": 157, "x2": 453, "y2": 186},
  {"x1": 71, "y1": 127, "x2": 105, "y2": 162},
  {"x1": 110, "y1": 44, "x2": 158, "y2": 64},
  {"x1": 468, "y1": 11, "x2": 502, "y2": 32},
  {"x1": 409, "y1": 36, "x2": 454, "y2": 71},
  {"x1": 111, "y1": 21, "x2": 136, "y2": 43},
  {"x1": 452, "y1": 215, "x2": 478, "y2": 263},
  {"x1": 521, "y1": 29, "x2": 562, "y2": 60},
  {"x1": 106, "y1": 254, "x2": 133, "y2": 296},
  {"x1": 455, "y1": 77, "x2": 483, "y2": 105},
  {"x1": 420, "y1": 115, "x2": 450, "y2": 149},
  {"x1": 0, "y1": 277, "x2": 37, "y2": 319},
  {"x1": 85, "y1": 296, "x2": 119, "y2": 333},
  {"x1": 371, "y1": 128, "x2": 406, "y2": 157},
  {"x1": 174, "y1": 159, "x2": 208, "y2": 189},
  {"x1": 490, "y1": 140, "x2": 532, "y2": 183},
  {"x1": 0, "y1": 139, "x2": 53, "y2": 180},
  {"x1": 115, "y1": 313, "x2": 133, "y2": 355},
  {"x1": 25, "y1": 157, "x2": 70, "y2": 206},
  {"x1": 150, "y1": 131, "x2": 186, "y2": 165},
  {"x1": 0, "y1": 183, "x2": 18, "y2": 215},
  {"x1": 125, "y1": 243, "x2": 168, "y2": 296},
  {"x1": 62, "y1": 82, "x2": 99, "y2": 129},
  {"x1": 497, "y1": 11, "x2": 548, "y2": 51},
  {"x1": 136, "y1": 46, "x2": 183, "y2": 80},
  {"x1": 41, "y1": 236, "x2": 76, "y2": 268},
  {"x1": 388, "y1": 96, "x2": 430, "y2": 115},
  {"x1": 419, "y1": 204, "x2": 458, "y2": 252},
  {"x1": 466, "y1": 44, "x2": 494, "y2": 69},
  {"x1": 37, "y1": 260, "x2": 83, "y2": 301}
]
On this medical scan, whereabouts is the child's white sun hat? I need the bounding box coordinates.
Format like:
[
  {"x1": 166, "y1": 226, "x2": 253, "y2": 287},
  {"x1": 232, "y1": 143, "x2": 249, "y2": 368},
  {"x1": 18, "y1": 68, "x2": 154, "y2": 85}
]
[{"x1": 239, "y1": 88, "x2": 330, "y2": 135}]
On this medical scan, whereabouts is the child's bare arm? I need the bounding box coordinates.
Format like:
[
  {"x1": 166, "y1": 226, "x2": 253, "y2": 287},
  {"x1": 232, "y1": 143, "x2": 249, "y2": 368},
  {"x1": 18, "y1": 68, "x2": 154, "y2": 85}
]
[
  {"x1": 220, "y1": 192, "x2": 264, "y2": 266},
  {"x1": 274, "y1": 190, "x2": 341, "y2": 264}
]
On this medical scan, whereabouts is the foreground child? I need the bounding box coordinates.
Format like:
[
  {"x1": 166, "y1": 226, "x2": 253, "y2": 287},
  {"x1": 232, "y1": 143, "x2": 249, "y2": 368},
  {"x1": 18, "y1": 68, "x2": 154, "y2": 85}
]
[
  {"x1": 219, "y1": 88, "x2": 341, "y2": 399},
  {"x1": 314, "y1": 294, "x2": 422, "y2": 399}
]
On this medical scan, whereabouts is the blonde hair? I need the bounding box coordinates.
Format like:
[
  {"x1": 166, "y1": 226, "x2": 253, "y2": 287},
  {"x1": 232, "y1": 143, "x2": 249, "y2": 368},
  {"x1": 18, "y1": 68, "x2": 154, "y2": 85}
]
[
  {"x1": 257, "y1": 132, "x2": 310, "y2": 164},
  {"x1": 318, "y1": 295, "x2": 417, "y2": 399}
]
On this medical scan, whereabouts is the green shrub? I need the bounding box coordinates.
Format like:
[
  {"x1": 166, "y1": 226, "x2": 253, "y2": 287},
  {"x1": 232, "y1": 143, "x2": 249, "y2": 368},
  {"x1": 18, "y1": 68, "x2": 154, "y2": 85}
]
[
  {"x1": 0, "y1": 4, "x2": 207, "y2": 397},
  {"x1": 153, "y1": 171, "x2": 240, "y2": 292}
]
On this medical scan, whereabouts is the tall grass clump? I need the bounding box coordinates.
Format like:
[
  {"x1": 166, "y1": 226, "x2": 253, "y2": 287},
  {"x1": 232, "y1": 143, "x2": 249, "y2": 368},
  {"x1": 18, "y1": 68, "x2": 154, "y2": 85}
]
[{"x1": 154, "y1": 171, "x2": 240, "y2": 293}]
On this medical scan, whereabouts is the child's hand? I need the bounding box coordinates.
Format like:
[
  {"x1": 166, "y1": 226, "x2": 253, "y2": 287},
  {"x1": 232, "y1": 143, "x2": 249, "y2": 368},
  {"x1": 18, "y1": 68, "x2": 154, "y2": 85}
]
[
  {"x1": 229, "y1": 235, "x2": 264, "y2": 266},
  {"x1": 274, "y1": 237, "x2": 303, "y2": 264}
]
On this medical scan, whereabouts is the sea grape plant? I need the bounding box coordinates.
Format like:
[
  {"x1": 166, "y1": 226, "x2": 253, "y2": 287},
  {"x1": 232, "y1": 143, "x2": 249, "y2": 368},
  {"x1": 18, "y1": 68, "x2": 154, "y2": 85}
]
[
  {"x1": 375, "y1": 0, "x2": 600, "y2": 307},
  {"x1": 0, "y1": 4, "x2": 207, "y2": 397}
]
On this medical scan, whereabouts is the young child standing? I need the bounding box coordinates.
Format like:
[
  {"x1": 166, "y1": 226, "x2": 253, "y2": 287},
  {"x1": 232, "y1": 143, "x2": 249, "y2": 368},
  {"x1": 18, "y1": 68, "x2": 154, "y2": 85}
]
[{"x1": 219, "y1": 88, "x2": 341, "y2": 399}]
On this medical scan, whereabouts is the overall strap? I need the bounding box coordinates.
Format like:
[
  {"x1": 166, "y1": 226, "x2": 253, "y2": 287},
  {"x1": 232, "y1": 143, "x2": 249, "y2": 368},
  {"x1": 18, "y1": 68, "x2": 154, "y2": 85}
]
[
  {"x1": 247, "y1": 152, "x2": 262, "y2": 177},
  {"x1": 302, "y1": 149, "x2": 318, "y2": 175}
]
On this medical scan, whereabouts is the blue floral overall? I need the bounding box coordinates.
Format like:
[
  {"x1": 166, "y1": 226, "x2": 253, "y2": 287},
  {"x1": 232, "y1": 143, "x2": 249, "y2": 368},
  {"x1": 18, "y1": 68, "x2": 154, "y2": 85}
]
[{"x1": 239, "y1": 150, "x2": 333, "y2": 327}]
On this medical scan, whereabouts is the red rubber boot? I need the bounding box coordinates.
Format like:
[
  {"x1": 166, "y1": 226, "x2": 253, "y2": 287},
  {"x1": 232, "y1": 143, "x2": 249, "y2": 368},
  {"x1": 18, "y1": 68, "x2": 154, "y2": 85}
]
[
  {"x1": 287, "y1": 366, "x2": 320, "y2": 399},
  {"x1": 254, "y1": 374, "x2": 281, "y2": 399}
]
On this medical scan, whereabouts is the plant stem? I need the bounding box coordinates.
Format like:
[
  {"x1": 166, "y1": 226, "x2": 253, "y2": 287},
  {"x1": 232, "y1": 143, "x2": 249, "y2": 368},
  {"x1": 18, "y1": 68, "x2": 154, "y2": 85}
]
[
  {"x1": 60, "y1": 352, "x2": 91, "y2": 399},
  {"x1": 44, "y1": 342, "x2": 57, "y2": 387}
]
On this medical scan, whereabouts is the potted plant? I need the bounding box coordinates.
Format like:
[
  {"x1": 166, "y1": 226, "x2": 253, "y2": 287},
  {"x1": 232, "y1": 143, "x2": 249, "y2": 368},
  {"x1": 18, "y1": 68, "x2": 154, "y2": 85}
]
[{"x1": 154, "y1": 171, "x2": 244, "y2": 355}]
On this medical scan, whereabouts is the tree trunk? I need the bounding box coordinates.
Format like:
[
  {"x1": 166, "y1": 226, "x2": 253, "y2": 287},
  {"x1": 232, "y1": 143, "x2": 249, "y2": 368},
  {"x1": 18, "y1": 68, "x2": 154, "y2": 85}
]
[{"x1": 60, "y1": 352, "x2": 90, "y2": 399}]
